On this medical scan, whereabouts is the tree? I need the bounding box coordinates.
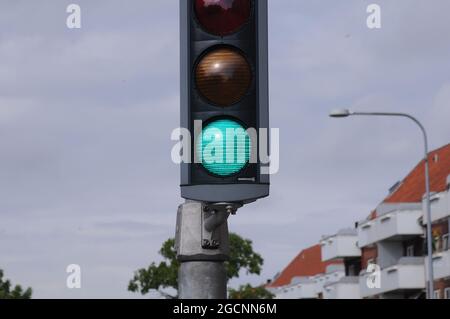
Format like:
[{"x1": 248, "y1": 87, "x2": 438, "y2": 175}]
[
  {"x1": 0, "y1": 270, "x2": 32, "y2": 299},
  {"x1": 229, "y1": 284, "x2": 275, "y2": 300},
  {"x1": 128, "y1": 233, "x2": 272, "y2": 299},
  {"x1": 128, "y1": 238, "x2": 179, "y2": 298}
]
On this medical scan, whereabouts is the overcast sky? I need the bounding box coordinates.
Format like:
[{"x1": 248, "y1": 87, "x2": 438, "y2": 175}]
[{"x1": 1, "y1": 0, "x2": 449, "y2": 298}]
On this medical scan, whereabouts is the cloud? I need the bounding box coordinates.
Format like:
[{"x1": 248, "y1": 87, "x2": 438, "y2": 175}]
[{"x1": 0, "y1": 0, "x2": 449, "y2": 298}]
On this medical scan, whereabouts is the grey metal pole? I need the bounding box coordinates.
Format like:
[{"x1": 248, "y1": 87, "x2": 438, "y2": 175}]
[
  {"x1": 176, "y1": 201, "x2": 239, "y2": 299},
  {"x1": 179, "y1": 262, "x2": 227, "y2": 299},
  {"x1": 422, "y1": 129, "x2": 434, "y2": 300},
  {"x1": 350, "y1": 111, "x2": 435, "y2": 299}
]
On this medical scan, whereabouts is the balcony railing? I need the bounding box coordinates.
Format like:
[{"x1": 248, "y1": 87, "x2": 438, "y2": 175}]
[
  {"x1": 423, "y1": 190, "x2": 450, "y2": 224},
  {"x1": 272, "y1": 279, "x2": 317, "y2": 299},
  {"x1": 321, "y1": 229, "x2": 361, "y2": 262},
  {"x1": 358, "y1": 204, "x2": 423, "y2": 247},
  {"x1": 312, "y1": 271, "x2": 345, "y2": 294},
  {"x1": 426, "y1": 249, "x2": 450, "y2": 281},
  {"x1": 359, "y1": 257, "x2": 425, "y2": 298},
  {"x1": 323, "y1": 277, "x2": 360, "y2": 299},
  {"x1": 270, "y1": 271, "x2": 345, "y2": 299}
]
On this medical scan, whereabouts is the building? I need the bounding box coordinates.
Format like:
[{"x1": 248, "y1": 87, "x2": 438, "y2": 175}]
[
  {"x1": 272, "y1": 143, "x2": 450, "y2": 299},
  {"x1": 357, "y1": 144, "x2": 450, "y2": 299},
  {"x1": 267, "y1": 245, "x2": 344, "y2": 299}
]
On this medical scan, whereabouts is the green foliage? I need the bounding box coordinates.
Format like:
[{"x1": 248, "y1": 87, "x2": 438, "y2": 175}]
[
  {"x1": 229, "y1": 284, "x2": 275, "y2": 300},
  {"x1": 128, "y1": 233, "x2": 265, "y2": 298},
  {"x1": 0, "y1": 269, "x2": 32, "y2": 299},
  {"x1": 128, "y1": 239, "x2": 179, "y2": 298},
  {"x1": 226, "y1": 233, "x2": 263, "y2": 280}
]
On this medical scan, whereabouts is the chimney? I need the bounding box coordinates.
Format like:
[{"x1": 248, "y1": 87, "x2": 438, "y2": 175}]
[{"x1": 432, "y1": 153, "x2": 439, "y2": 163}]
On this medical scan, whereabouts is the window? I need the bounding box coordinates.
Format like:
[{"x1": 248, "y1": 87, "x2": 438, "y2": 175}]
[
  {"x1": 434, "y1": 290, "x2": 441, "y2": 299},
  {"x1": 443, "y1": 234, "x2": 449, "y2": 251},
  {"x1": 348, "y1": 264, "x2": 357, "y2": 276},
  {"x1": 445, "y1": 288, "x2": 450, "y2": 300},
  {"x1": 406, "y1": 245, "x2": 415, "y2": 257},
  {"x1": 434, "y1": 235, "x2": 442, "y2": 253}
]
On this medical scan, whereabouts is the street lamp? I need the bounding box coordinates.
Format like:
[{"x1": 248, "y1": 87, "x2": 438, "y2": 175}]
[{"x1": 329, "y1": 108, "x2": 435, "y2": 299}]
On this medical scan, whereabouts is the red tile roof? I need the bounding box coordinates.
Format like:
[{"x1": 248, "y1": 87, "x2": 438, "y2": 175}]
[
  {"x1": 268, "y1": 244, "x2": 342, "y2": 288},
  {"x1": 384, "y1": 143, "x2": 450, "y2": 204},
  {"x1": 362, "y1": 144, "x2": 450, "y2": 264}
]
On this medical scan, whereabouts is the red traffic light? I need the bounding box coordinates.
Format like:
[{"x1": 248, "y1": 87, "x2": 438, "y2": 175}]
[
  {"x1": 195, "y1": 47, "x2": 252, "y2": 107},
  {"x1": 195, "y1": 0, "x2": 252, "y2": 36}
]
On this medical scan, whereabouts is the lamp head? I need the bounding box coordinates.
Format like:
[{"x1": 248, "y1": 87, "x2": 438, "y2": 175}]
[{"x1": 329, "y1": 109, "x2": 352, "y2": 118}]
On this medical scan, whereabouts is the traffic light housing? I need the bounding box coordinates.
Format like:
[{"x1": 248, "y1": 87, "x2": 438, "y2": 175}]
[{"x1": 180, "y1": 0, "x2": 269, "y2": 204}]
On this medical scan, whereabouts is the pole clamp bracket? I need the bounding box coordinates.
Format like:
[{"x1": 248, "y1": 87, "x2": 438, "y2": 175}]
[{"x1": 201, "y1": 203, "x2": 242, "y2": 250}]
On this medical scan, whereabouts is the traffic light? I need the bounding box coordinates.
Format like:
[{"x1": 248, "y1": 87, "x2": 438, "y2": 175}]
[{"x1": 180, "y1": 0, "x2": 269, "y2": 204}]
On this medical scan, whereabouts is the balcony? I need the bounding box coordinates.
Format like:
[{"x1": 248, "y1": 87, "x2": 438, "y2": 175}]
[
  {"x1": 272, "y1": 278, "x2": 317, "y2": 299},
  {"x1": 358, "y1": 203, "x2": 423, "y2": 248},
  {"x1": 321, "y1": 229, "x2": 361, "y2": 262},
  {"x1": 426, "y1": 249, "x2": 450, "y2": 281},
  {"x1": 359, "y1": 257, "x2": 425, "y2": 298},
  {"x1": 312, "y1": 270, "x2": 345, "y2": 295},
  {"x1": 423, "y1": 190, "x2": 450, "y2": 224},
  {"x1": 271, "y1": 270, "x2": 345, "y2": 299},
  {"x1": 323, "y1": 277, "x2": 360, "y2": 299}
]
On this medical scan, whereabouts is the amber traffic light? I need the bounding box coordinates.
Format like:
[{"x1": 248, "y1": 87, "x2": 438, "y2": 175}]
[{"x1": 195, "y1": 47, "x2": 252, "y2": 107}]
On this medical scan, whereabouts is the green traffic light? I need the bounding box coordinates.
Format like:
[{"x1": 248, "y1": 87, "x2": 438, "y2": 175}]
[{"x1": 196, "y1": 118, "x2": 251, "y2": 177}]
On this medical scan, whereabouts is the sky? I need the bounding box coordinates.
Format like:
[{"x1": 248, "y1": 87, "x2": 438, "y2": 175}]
[{"x1": 0, "y1": 0, "x2": 449, "y2": 299}]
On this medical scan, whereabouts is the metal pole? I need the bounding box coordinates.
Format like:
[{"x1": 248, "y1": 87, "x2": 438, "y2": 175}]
[
  {"x1": 422, "y1": 130, "x2": 434, "y2": 300},
  {"x1": 179, "y1": 262, "x2": 227, "y2": 299},
  {"x1": 350, "y1": 111, "x2": 435, "y2": 299},
  {"x1": 176, "y1": 201, "x2": 240, "y2": 299}
]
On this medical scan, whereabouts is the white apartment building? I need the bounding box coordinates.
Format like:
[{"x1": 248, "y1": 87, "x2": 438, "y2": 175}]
[{"x1": 272, "y1": 144, "x2": 450, "y2": 299}]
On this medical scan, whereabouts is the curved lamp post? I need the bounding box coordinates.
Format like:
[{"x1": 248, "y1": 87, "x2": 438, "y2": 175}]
[{"x1": 329, "y1": 109, "x2": 434, "y2": 299}]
